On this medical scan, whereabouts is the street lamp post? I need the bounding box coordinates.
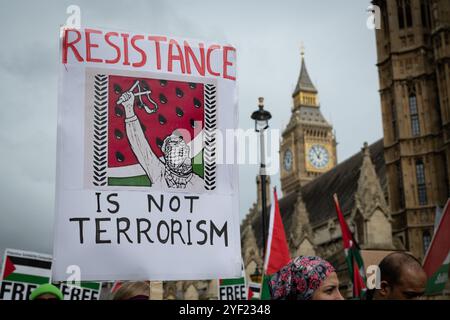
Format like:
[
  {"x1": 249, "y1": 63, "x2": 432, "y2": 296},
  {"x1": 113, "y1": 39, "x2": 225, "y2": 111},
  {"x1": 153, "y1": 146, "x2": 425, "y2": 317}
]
[{"x1": 251, "y1": 97, "x2": 272, "y2": 261}]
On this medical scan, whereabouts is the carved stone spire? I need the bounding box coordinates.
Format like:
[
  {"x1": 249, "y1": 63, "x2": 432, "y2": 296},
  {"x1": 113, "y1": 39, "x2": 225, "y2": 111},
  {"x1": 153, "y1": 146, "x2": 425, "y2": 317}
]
[
  {"x1": 289, "y1": 191, "x2": 315, "y2": 256},
  {"x1": 354, "y1": 142, "x2": 389, "y2": 218}
]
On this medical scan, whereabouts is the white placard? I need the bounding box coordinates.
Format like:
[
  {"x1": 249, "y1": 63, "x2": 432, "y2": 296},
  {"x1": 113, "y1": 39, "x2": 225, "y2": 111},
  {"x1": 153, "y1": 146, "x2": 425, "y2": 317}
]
[{"x1": 53, "y1": 27, "x2": 241, "y2": 281}]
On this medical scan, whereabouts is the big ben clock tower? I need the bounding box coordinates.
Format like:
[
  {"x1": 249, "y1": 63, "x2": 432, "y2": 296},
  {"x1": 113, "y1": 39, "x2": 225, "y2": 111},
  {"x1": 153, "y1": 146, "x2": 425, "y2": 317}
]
[{"x1": 280, "y1": 50, "x2": 337, "y2": 194}]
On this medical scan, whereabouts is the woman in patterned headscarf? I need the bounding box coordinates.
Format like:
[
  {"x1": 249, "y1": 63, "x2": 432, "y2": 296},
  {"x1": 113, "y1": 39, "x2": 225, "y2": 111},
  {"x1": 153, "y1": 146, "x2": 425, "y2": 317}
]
[{"x1": 269, "y1": 256, "x2": 344, "y2": 300}]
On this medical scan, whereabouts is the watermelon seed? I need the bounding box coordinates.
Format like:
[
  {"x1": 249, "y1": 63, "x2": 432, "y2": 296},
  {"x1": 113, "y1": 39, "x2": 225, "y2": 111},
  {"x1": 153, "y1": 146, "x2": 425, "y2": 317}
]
[
  {"x1": 158, "y1": 114, "x2": 167, "y2": 125},
  {"x1": 114, "y1": 129, "x2": 123, "y2": 139},
  {"x1": 176, "y1": 88, "x2": 184, "y2": 98},
  {"x1": 175, "y1": 107, "x2": 184, "y2": 117},
  {"x1": 115, "y1": 106, "x2": 124, "y2": 117},
  {"x1": 141, "y1": 124, "x2": 146, "y2": 132},
  {"x1": 194, "y1": 98, "x2": 201, "y2": 108},
  {"x1": 141, "y1": 80, "x2": 150, "y2": 91},
  {"x1": 159, "y1": 94, "x2": 168, "y2": 104},
  {"x1": 115, "y1": 151, "x2": 125, "y2": 162},
  {"x1": 156, "y1": 137, "x2": 163, "y2": 148},
  {"x1": 190, "y1": 119, "x2": 196, "y2": 128},
  {"x1": 160, "y1": 80, "x2": 167, "y2": 87},
  {"x1": 189, "y1": 83, "x2": 196, "y2": 89},
  {"x1": 114, "y1": 84, "x2": 122, "y2": 94}
]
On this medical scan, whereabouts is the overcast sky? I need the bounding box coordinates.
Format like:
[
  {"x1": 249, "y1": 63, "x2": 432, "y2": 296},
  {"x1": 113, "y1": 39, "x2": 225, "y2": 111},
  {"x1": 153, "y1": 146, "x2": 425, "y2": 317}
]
[{"x1": 0, "y1": 0, "x2": 382, "y2": 257}]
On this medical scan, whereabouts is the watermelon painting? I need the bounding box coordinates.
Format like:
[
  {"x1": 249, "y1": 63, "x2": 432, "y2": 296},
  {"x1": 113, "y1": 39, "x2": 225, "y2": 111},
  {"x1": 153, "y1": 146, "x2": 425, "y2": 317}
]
[{"x1": 91, "y1": 74, "x2": 217, "y2": 191}]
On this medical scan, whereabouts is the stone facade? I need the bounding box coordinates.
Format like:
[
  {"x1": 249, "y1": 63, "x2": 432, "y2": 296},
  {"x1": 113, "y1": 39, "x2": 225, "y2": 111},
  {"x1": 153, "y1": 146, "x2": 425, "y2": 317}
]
[
  {"x1": 158, "y1": 1, "x2": 450, "y2": 299},
  {"x1": 373, "y1": 0, "x2": 450, "y2": 259}
]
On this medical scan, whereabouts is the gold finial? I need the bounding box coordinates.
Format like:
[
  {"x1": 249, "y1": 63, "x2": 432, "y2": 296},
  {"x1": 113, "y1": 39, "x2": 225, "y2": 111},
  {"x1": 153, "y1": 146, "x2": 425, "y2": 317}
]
[{"x1": 300, "y1": 42, "x2": 305, "y2": 57}]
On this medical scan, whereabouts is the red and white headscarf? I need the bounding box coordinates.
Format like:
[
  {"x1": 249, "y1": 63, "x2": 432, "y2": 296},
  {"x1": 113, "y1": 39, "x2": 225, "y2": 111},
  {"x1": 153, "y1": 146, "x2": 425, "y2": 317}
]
[{"x1": 268, "y1": 256, "x2": 335, "y2": 300}]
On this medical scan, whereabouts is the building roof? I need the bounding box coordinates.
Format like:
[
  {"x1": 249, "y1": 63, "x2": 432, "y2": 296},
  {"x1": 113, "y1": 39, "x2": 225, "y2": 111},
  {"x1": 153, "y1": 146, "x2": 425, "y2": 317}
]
[
  {"x1": 292, "y1": 56, "x2": 318, "y2": 96},
  {"x1": 249, "y1": 138, "x2": 386, "y2": 249},
  {"x1": 298, "y1": 106, "x2": 330, "y2": 126},
  {"x1": 300, "y1": 138, "x2": 386, "y2": 225},
  {"x1": 283, "y1": 106, "x2": 332, "y2": 135}
]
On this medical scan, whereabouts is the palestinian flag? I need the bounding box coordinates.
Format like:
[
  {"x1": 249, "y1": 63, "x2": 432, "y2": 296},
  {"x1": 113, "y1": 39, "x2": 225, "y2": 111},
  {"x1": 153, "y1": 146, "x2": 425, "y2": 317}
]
[
  {"x1": 1, "y1": 249, "x2": 52, "y2": 285},
  {"x1": 333, "y1": 194, "x2": 367, "y2": 299},
  {"x1": 260, "y1": 188, "x2": 291, "y2": 300},
  {"x1": 423, "y1": 199, "x2": 450, "y2": 295},
  {"x1": 247, "y1": 282, "x2": 261, "y2": 300}
]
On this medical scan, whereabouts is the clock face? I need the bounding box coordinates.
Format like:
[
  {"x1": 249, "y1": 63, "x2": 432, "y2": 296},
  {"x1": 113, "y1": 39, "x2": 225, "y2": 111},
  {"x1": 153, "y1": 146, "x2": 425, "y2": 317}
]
[
  {"x1": 283, "y1": 149, "x2": 293, "y2": 171},
  {"x1": 308, "y1": 144, "x2": 330, "y2": 169}
]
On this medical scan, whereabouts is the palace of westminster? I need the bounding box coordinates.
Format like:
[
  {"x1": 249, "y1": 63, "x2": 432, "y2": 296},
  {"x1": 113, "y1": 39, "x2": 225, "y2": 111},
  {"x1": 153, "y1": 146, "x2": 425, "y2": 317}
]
[{"x1": 156, "y1": 0, "x2": 449, "y2": 299}]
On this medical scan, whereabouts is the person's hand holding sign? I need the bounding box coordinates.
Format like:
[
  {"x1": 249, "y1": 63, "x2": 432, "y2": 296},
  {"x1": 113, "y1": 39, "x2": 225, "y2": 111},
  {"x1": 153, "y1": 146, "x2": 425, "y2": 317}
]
[{"x1": 117, "y1": 80, "x2": 157, "y2": 118}]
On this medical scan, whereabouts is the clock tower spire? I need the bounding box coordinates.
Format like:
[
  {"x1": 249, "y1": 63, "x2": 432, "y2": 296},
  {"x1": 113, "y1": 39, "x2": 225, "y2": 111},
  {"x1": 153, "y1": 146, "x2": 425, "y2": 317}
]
[{"x1": 280, "y1": 48, "x2": 337, "y2": 194}]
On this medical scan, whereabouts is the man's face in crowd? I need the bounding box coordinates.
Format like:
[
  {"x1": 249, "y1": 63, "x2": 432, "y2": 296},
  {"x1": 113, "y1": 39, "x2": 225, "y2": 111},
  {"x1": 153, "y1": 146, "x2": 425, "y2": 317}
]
[{"x1": 379, "y1": 266, "x2": 427, "y2": 300}]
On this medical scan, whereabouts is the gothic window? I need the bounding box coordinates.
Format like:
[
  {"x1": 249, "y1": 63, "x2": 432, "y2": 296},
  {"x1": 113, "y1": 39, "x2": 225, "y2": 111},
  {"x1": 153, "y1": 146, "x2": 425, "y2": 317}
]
[
  {"x1": 423, "y1": 230, "x2": 431, "y2": 254},
  {"x1": 409, "y1": 94, "x2": 420, "y2": 136},
  {"x1": 355, "y1": 213, "x2": 365, "y2": 245},
  {"x1": 397, "y1": 0, "x2": 413, "y2": 29},
  {"x1": 405, "y1": 0, "x2": 413, "y2": 27},
  {"x1": 421, "y1": 0, "x2": 431, "y2": 27},
  {"x1": 391, "y1": 103, "x2": 398, "y2": 141},
  {"x1": 381, "y1": 1, "x2": 389, "y2": 35},
  {"x1": 397, "y1": 0, "x2": 405, "y2": 29},
  {"x1": 396, "y1": 162, "x2": 405, "y2": 209},
  {"x1": 416, "y1": 160, "x2": 427, "y2": 205}
]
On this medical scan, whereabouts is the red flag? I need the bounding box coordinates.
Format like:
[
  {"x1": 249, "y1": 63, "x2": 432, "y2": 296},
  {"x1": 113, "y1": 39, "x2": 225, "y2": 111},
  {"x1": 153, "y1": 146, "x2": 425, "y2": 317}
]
[
  {"x1": 110, "y1": 281, "x2": 123, "y2": 294},
  {"x1": 264, "y1": 188, "x2": 291, "y2": 275},
  {"x1": 333, "y1": 194, "x2": 366, "y2": 299},
  {"x1": 334, "y1": 194, "x2": 352, "y2": 248},
  {"x1": 260, "y1": 188, "x2": 291, "y2": 299},
  {"x1": 423, "y1": 199, "x2": 450, "y2": 277}
]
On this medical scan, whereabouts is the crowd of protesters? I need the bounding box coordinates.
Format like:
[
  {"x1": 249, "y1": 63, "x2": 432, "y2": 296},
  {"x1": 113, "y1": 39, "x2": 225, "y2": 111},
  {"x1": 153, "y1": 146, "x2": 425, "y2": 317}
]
[{"x1": 28, "y1": 252, "x2": 427, "y2": 300}]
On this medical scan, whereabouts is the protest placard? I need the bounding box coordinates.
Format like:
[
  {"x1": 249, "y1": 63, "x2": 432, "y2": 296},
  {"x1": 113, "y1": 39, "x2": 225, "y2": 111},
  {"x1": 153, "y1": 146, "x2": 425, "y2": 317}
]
[
  {"x1": 53, "y1": 27, "x2": 241, "y2": 281},
  {"x1": 57, "y1": 281, "x2": 102, "y2": 300},
  {"x1": 0, "y1": 249, "x2": 52, "y2": 300}
]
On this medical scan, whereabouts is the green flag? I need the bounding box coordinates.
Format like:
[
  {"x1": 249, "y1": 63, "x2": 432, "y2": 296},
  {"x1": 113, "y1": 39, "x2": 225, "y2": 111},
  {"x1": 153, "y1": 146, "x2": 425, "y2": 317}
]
[{"x1": 425, "y1": 254, "x2": 449, "y2": 295}]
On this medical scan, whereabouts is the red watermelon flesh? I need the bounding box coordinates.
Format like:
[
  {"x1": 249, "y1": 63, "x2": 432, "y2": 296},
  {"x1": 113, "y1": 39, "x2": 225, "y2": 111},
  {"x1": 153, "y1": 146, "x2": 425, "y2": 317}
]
[{"x1": 107, "y1": 75, "x2": 204, "y2": 168}]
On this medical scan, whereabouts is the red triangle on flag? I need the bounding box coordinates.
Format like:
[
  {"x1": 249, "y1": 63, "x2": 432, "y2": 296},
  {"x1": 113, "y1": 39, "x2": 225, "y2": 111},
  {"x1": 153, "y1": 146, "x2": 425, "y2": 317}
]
[
  {"x1": 247, "y1": 287, "x2": 254, "y2": 300},
  {"x1": 3, "y1": 256, "x2": 16, "y2": 279}
]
